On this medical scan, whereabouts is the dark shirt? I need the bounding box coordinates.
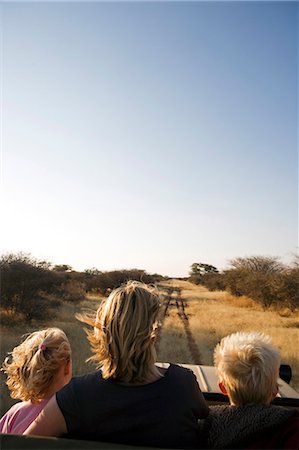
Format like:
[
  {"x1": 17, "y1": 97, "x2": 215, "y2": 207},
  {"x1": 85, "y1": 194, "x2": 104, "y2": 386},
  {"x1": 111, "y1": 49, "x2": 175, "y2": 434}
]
[{"x1": 56, "y1": 363, "x2": 209, "y2": 448}]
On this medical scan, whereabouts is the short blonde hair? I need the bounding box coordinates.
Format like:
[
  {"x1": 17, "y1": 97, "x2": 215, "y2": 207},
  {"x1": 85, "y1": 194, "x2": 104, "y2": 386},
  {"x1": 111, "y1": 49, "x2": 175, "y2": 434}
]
[
  {"x1": 214, "y1": 331, "x2": 280, "y2": 405},
  {"x1": 2, "y1": 328, "x2": 71, "y2": 403},
  {"x1": 77, "y1": 281, "x2": 161, "y2": 383}
]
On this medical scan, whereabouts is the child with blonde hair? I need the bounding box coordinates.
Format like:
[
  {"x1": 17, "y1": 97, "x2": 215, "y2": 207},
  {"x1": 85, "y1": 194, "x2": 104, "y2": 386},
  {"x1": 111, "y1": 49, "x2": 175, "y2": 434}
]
[
  {"x1": 0, "y1": 327, "x2": 72, "y2": 434},
  {"x1": 202, "y1": 331, "x2": 299, "y2": 449}
]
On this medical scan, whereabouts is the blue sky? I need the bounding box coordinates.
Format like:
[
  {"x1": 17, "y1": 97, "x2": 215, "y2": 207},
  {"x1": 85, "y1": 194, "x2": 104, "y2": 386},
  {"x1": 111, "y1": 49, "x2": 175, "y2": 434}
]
[{"x1": 1, "y1": 1, "x2": 298, "y2": 277}]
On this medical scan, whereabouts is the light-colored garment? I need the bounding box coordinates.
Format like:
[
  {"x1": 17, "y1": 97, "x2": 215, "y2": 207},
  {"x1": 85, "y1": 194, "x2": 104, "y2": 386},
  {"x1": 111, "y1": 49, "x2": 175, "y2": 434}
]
[{"x1": 0, "y1": 398, "x2": 50, "y2": 434}]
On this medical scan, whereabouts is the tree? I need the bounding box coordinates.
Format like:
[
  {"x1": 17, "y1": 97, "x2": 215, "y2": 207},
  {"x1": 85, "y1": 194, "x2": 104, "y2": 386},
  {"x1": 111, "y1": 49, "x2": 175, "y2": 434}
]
[
  {"x1": 190, "y1": 262, "x2": 218, "y2": 276},
  {"x1": 53, "y1": 264, "x2": 73, "y2": 272},
  {"x1": 224, "y1": 256, "x2": 285, "y2": 308},
  {"x1": 0, "y1": 252, "x2": 60, "y2": 319},
  {"x1": 229, "y1": 256, "x2": 284, "y2": 274},
  {"x1": 189, "y1": 262, "x2": 220, "y2": 287},
  {"x1": 275, "y1": 257, "x2": 299, "y2": 310}
]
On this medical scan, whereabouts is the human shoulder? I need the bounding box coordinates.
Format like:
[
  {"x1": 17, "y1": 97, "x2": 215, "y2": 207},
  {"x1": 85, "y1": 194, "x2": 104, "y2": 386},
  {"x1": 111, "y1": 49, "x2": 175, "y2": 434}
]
[
  {"x1": 1, "y1": 401, "x2": 24, "y2": 416},
  {"x1": 166, "y1": 363, "x2": 198, "y2": 382},
  {"x1": 167, "y1": 363, "x2": 194, "y2": 375},
  {"x1": 57, "y1": 370, "x2": 102, "y2": 400},
  {"x1": 1, "y1": 401, "x2": 32, "y2": 419},
  {"x1": 0, "y1": 401, "x2": 32, "y2": 433},
  {"x1": 160, "y1": 364, "x2": 201, "y2": 395},
  {"x1": 71, "y1": 370, "x2": 102, "y2": 383}
]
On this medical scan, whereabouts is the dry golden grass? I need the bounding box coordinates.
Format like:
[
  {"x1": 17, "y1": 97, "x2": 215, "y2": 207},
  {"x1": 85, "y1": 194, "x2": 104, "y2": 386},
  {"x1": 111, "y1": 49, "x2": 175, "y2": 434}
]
[
  {"x1": 223, "y1": 292, "x2": 261, "y2": 309},
  {"x1": 157, "y1": 309, "x2": 191, "y2": 364}
]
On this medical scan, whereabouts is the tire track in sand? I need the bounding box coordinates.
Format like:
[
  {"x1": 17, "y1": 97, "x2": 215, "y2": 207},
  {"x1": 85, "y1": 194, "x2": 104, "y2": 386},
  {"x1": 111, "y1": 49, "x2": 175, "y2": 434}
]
[{"x1": 157, "y1": 287, "x2": 201, "y2": 364}]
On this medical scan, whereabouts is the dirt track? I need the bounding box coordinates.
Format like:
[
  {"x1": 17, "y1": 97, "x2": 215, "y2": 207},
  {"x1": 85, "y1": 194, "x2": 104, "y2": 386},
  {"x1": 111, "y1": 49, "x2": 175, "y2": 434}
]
[{"x1": 157, "y1": 287, "x2": 201, "y2": 364}]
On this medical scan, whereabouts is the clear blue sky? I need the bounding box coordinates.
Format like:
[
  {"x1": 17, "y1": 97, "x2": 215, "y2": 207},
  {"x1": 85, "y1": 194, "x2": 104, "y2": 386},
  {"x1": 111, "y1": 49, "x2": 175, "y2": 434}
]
[{"x1": 1, "y1": 1, "x2": 298, "y2": 277}]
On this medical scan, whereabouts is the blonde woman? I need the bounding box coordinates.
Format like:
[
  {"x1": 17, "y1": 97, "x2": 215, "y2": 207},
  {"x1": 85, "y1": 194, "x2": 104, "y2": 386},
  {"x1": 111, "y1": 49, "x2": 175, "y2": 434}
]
[
  {"x1": 202, "y1": 331, "x2": 299, "y2": 449},
  {"x1": 0, "y1": 328, "x2": 72, "y2": 434},
  {"x1": 25, "y1": 281, "x2": 209, "y2": 448}
]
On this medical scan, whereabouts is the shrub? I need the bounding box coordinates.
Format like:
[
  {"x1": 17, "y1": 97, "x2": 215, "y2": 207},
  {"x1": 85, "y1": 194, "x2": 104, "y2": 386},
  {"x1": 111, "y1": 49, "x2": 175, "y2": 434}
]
[
  {"x1": 83, "y1": 268, "x2": 163, "y2": 294},
  {"x1": 223, "y1": 256, "x2": 296, "y2": 309},
  {"x1": 199, "y1": 272, "x2": 226, "y2": 291},
  {"x1": 189, "y1": 256, "x2": 298, "y2": 311},
  {"x1": 58, "y1": 280, "x2": 86, "y2": 302},
  {"x1": 0, "y1": 253, "x2": 61, "y2": 320},
  {"x1": 275, "y1": 267, "x2": 299, "y2": 311}
]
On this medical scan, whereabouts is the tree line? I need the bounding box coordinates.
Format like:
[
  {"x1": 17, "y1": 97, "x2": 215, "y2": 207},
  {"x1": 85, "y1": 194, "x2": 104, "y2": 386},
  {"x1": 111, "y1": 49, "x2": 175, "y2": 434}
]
[
  {"x1": 189, "y1": 256, "x2": 299, "y2": 310},
  {"x1": 0, "y1": 253, "x2": 165, "y2": 321},
  {"x1": 2, "y1": 252, "x2": 297, "y2": 322}
]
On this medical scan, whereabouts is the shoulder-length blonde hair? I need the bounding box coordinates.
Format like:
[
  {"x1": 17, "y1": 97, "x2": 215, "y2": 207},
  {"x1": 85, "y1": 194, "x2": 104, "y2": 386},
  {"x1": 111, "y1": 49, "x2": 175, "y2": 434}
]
[
  {"x1": 2, "y1": 328, "x2": 71, "y2": 403},
  {"x1": 77, "y1": 281, "x2": 161, "y2": 384}
]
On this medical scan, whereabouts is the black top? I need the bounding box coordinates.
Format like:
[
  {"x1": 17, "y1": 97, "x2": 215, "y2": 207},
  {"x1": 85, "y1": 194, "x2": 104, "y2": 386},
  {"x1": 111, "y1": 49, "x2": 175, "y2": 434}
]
[{"x1": 56, "y1": 364, "x2": 209, "y2": 448}]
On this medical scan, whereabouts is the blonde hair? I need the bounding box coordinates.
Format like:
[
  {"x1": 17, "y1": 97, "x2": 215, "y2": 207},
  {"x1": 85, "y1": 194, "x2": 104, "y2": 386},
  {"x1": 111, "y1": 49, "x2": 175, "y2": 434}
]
[
  {"x1": 2, "y1": 328, "x2": 71, "y2": 403},
  {"x1": 214, "y1": 331, "x2": 280, "y2": 406},
  {"x1": 77, "y1": 281, "x2": 161, "y2": 383}
]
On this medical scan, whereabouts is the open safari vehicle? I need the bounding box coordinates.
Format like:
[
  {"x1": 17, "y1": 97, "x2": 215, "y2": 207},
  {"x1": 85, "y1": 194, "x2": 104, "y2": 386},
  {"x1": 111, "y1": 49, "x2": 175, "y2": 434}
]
[{"x1": 1, "y1": 363, "x2": 299, "y2": 450}]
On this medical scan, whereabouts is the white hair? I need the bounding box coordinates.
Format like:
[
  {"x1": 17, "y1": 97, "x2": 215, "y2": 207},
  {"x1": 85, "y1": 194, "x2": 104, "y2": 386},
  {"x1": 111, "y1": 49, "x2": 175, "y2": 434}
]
[{"x1": 214, "y1": 331, "x2": 280, "y2": 405}]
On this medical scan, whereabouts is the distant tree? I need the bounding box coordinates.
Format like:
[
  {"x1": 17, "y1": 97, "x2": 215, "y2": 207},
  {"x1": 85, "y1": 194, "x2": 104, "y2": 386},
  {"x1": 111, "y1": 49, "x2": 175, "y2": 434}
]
[
  {"x1": 0, "y1": 252, "x2": 60, "y2": 319},
  {"x1": 229, "y1": 256, "x2": 284, "y2": 274},
  {"x1": 190, "y1": 262, "x2": 218, "y2": 276},
  {"x1": 274, "y1": 256, "x2": 299, "y2": 310},
  {"x1": 83, "y1": 268, "x2": 103, "y2": 291},
  {"x1": 189, "y1": 262, "x2": 219, "y2": 286},
  {"x1": 84, "y1": 268, "x2": 102, "y2": 276},
  {"x1": 224, "y1": 256, "x2": 285, "y2": 308},
  {"x1": 58, "y1": 280, "x2": 86, "y2": 302},
  {"x1": 82, "y1": 268, "x2": 164, "y2": 294},
  {"x1": 292, "y1": 254, "x2": 299, "y2": 268},
  {"x1": 0, "y1": 252, "x2": 167, "y2": 319},
  {"x1": 53, "y1": 264, "x2": 73, "y2": 272},
  {"x1": 188, "y1": 255, "x2": 298, "y2": 310}
]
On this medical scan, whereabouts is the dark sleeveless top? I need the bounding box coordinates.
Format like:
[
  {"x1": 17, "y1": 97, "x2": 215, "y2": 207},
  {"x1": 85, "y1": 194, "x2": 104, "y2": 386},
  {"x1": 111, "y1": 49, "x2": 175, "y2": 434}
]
[{"x1": 56, "y1": 363, "x2": 208, "y2": 448}]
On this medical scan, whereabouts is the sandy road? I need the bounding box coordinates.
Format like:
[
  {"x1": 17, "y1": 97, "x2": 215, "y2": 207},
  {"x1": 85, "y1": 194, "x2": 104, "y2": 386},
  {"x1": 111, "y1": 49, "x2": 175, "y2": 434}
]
[{"x1": 157, "y1": 287, "x2": 201, "y2": 364}]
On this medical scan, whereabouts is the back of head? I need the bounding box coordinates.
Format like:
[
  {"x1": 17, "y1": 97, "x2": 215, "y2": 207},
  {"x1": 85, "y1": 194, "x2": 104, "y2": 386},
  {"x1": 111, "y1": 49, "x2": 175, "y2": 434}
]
[
  {"x1": 79, "y1": 280, "x2": 161, "y2": 383},
  {"x1": 2, "y1": 328, "x2": 71, "y2": 402},
  {"x1": 214, "y1": 331, "x2": 280, "y2": 405}
]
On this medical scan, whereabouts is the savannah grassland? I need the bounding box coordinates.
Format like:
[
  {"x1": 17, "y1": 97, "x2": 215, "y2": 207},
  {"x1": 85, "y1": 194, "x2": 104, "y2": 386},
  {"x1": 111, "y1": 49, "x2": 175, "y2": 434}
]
[{"x1": 1, "y1": 280, "x2": 299, "y2": 416}]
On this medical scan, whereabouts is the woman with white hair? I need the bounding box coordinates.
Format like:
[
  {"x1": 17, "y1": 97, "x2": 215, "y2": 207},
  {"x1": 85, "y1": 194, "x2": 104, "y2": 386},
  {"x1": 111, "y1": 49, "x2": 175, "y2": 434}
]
[
  {"x1": 25, "y1": 281, "x2": 209, "y2": 448},
  {"x1": 202, "y1": 331, "x2": 299, "y2": 449}
]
